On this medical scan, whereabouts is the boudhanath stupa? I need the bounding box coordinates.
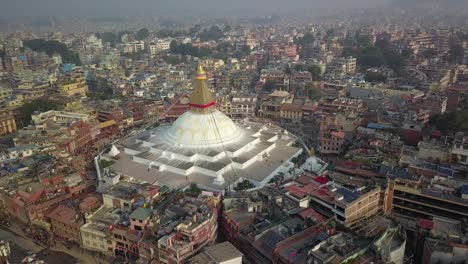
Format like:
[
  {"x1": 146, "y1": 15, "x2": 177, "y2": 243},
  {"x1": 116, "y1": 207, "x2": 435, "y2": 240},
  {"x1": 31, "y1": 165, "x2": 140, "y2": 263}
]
[{"x1": 102, "y1": 65, "x2": 302, "y2": 191}]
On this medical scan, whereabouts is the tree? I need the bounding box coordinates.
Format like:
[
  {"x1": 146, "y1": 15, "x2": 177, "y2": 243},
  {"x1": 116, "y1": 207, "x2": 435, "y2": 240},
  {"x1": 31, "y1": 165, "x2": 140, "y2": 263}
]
[
  {"x1": 24, "y1": 39, "x2": 81, "y2": 65},
  {"x1": 17, "y1": 98, "x2": 59, "y2": 128},
  {"x1": 285, "y1": 64, "x2": 292, "y2": 75},
  {"x1": 118, "y1": 30, "x2": 132, "y2": 40},
  {"x1": 223, "y1": 24, "x2": 232, "y2": 32},
  {"x1": 121, "y1": 50, "x2": 145, "y2": 60},
  {"x1": 357, "y1": 47, "x2": 386, "y2": 68},
  {"x1": 326, "y1": 28, "x2": 336, "y2": 37},
  {"x1": 234, "y1": 180, "x2": 255, "y2": 191},
  {"x1": 135, "y1": 28, "x2": 149, "y2": 40},
  {"x1": 88, "y1": 77, "x2": 114, "y2": 100},
  {"x1": 364, "y1": 71, "x2": 387, "y2": 83},
  {"x1": 156, "y1": 29, "x2": 185, "y2": 38},
  {"x1": 189, "y1": 24, "x2": 201, "y2": 36},
  {"x1": 185, "y1": 183, "x2": 202, "y2": 197},
  {"x1": 294, "y1": 33, "x2": 315, "y2": 46},
  {"x1": 308, "y1": 65, "x2": 323, "y2": 81},
  {"x1": 169, "y1": 40, "x2": 178, "y2": 52},
  {"x1": 448, "y1": 45, "x2": 463, "y2": 63},
  {"x1": 421, "y1": 49, "x2": 438, "y2": 59},
  {"x1": 98, "y1": 32, "x2": 119, "y2": 47},
  {"x1": 163, "y1": 55, "x2": 185, "y2": 65},
  {"x1": 430, "y1": 111, "x2": 468, "y2": 132},
  {"x1": 170, "y1": 41, "x2": 212, "y2": 58},
  {"x1": 305, "y1": 82, "x2": 322, "y2": 101},
  {"x1": 262, "y1": 80, "x2": 277, "y2": 92},
  {"x1": 198, "y1": 26, "x2": 224, "y2": 41}
]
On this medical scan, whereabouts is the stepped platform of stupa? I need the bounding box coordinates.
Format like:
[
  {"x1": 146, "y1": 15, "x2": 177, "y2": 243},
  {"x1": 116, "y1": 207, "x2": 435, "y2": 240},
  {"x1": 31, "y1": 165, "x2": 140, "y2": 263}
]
[{"x1": 100, "y1": 65, "x2": 302, "y2": 191}]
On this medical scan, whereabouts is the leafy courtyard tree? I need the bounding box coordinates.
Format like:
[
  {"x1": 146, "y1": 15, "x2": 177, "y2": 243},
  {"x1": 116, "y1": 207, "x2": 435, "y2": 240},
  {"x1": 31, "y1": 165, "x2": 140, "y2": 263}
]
[
  {"x1": 135, "y1": 28, "x2": 150, "y2": 40},
  {"x1": 17, "y1": 98, "x2": 59, "y2": 128},
  {"x1": 24, "y1": 39, "x2": 81, "y2": 65}
]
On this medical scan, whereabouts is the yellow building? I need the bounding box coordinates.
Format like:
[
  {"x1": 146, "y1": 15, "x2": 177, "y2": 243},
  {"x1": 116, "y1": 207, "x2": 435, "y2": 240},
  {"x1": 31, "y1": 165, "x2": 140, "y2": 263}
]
[
  {"x1": 0, "y1": 88, "x2": 13, "y2": 103},
  {"x1": 0, "y1": 111, "x2": 17, "y2": 136},
  {"x1": 279, "y1": 103, "x2": 303, "y2": 121},
  {"x1": 5, "y1": 94, "x2": 24, "y2": 108},
  {"x1": 58, "y1": 73, "x2": 88, "y2": 97}
]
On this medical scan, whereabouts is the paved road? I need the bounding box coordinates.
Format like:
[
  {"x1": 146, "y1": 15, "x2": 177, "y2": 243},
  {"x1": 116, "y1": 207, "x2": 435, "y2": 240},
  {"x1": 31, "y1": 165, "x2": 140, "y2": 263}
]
[
  {"x1": 0, "y1": 226, "x2": 106, "y2": 264},
  {"x1": 0, "y1": 227, "x2": 44, "y2": 263}
]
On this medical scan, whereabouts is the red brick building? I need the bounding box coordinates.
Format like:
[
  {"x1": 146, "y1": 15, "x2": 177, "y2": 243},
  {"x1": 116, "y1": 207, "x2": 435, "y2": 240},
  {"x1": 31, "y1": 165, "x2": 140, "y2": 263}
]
[{"x1": 46, "y1": 205, "x2": 83, "y2": 244}]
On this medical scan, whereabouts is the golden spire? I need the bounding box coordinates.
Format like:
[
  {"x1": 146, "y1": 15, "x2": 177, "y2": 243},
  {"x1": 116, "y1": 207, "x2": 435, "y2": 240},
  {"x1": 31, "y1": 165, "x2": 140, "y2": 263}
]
[
  {"x1": 195, "y1": 64, "x2": 206, "y2": 80},
  {"x1": 189, "y1": 64, "x2": 215, "y2": 111}
]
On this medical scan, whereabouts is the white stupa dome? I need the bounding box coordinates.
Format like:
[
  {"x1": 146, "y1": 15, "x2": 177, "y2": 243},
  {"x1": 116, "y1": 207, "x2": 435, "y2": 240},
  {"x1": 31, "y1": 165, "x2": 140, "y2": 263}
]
[
  {"x1": 163, "y1": 65, "x2": 242, "y2": 148},
  {"x1": 165, "y1": 110, "x2": 242, "y2": 148}
]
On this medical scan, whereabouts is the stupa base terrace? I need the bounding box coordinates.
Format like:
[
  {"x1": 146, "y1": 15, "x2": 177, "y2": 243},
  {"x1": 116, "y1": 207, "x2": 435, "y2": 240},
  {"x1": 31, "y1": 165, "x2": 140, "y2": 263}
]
[{"x1": 101, "y1": 121, "x2": 302, "y2": 192}]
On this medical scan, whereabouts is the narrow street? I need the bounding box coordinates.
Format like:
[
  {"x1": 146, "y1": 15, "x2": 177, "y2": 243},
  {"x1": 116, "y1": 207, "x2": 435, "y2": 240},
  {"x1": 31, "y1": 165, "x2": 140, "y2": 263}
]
[{"x1": 0, "y1": 226, "x2": 44, "y2": 263}]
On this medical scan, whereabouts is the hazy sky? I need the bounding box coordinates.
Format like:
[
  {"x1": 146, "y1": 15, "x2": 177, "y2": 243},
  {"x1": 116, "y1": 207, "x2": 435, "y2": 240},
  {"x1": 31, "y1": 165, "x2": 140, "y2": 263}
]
[{"x1": 0, "y1": 0, "x2": 391, "y2": 17}]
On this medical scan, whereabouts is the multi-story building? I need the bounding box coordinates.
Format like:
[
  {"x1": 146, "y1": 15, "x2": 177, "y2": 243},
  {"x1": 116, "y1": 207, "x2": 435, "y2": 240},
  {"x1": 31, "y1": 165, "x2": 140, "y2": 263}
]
[
  {"x1": 414, "y1": 94, "x2": 447, "y2": 114},
  {"x1": 410, "y1": 33, "x2": 434, "y2": 55},
  {"x1": 319, "y1": 114, "x2": 345, "y2": 155},
  {"x1": 385, "y1": 176, "x2": 468, "y2": 223},
  {"x1": 80, "y1": 221, "x2": 112, "y2": 255},
  {"x1": 340, "y1": 56, "x2": 357, "y2": 74},
  {"x1": 451, "y1": 132, "x2": 468, "y2": 165},
  {"x1": 284, "y1": 174, "x2": 382, "y2": 227},
  {"x1": 464, "y1": 47, "x2": 468, "y2": 65},
  {"x1": 259, "y1": 69, "x2": 287, "y2": 87},
  {"x1": 279, "y1": 103, "x2": 303, "y2": 122},
  {"x1": 15, "y1": 110, "x2": 97, "y2": 156},
  {"x1": 259, "y1": 90, "x2": 293, "y2": 119},
  {"x1": 1, "y1": 171, "x2": 91, "y2": 224},
  {"x1": 187, "y1": 241, "x2": 243, "y2": 264},
  {"x1": 359, "y1": 28, "x2": 377, "y2": 46},
  {"x1": 222, "y1": 187, "x2": 329, "y2": 263},
  {"x1": 102, "y1": 181, "x2": 159, "y2": 211},
  {"x1": 0, "y1": 110, "x2": 16, "y2": 136},
  {"x1": 46, "y1": 205, "x2": 83, "y2": 244},
  {"x1": 157, "y1": 194, "x2": 220, "y2": 264},
  {"x1": 58, "y1": 70, "x2": 88, "y2": 97},
  {"x1": 229, "y1": 94, "x2": 257, "y2": 119}
]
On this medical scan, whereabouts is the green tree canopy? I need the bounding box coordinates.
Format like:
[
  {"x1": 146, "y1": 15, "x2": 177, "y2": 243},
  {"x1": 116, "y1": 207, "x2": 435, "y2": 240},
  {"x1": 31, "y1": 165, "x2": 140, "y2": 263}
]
[
  {"x1": 305, "y1": 82, "x2": 322, "y2": 101},
  {"x1": 430, "y1": 111, "x2": 468, "y2": 132},
  {"x1": 448, "y1": 45, "x2": 463, "y2": 63},
  {"x1": 97, "y1": 32, "x2": 120, "y2": 47},
  {"x1": 17, "y1": 98, "x2": 59, "y2": 128},
  {"x1": 357, "y1": 47, "x2": 386, "y2": 68},
  {"x1": 224, "y1": 24, "x2": 232, "y2": 32},
  {"x1": 198, "y1": 26, "x2": 224, "y2": 41},
  {"x1": 189, "y1": 24, "x2": 202, "y2": 36},
  {"x1": 170, "y1": 41, "x2": 212, "y2": 58},
  {"x1": 364, "y1": 71, "x2": 387, "y2": 83},
  {"x1": 163, "y1": 55, "x2": 185, "y2": 65},
  {"x1": 135, "y1": 28, "x2": 150, "y2": 40},
  {"x1": 24, "y1": 39, "x2": 81, "y2": 65},
  {"x1": 234, "y1": 180, "x2": 255, "y2": 191},
  {"x1": 262, "y1": 80, "x2": 277, "y2": 92},
  {"x1": 308, "y1": 65, "x2": 323, "y2": 81},
  {"x1": 118, "y1": 31, "x2": 132, "y2": 40},
  {"x1": 294, "y1": 33, "x2": 315, "y2": 46}
]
